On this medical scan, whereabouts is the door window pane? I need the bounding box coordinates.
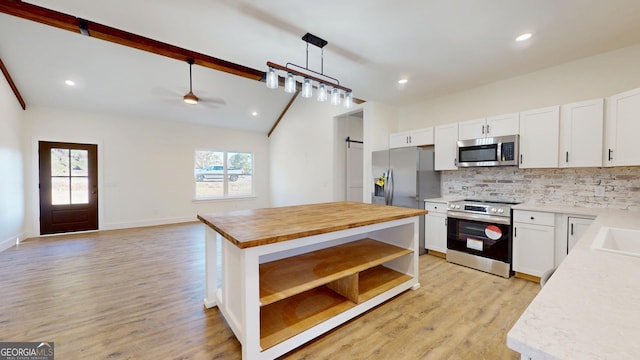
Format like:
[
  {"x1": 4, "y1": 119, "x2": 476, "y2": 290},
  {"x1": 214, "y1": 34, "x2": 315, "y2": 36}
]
[
  {"x1": 71, "y1": 177, "x2": 89, "y2": 204},
  {"x1": 51, "y1": 148, "x2": 70, "y2": 176},
  {"x1": 71, "y1": 149, "x2": 88, "y2": 176},
  {"x1": 52, "y1": 177, "x2": 70, "y2": 205}
]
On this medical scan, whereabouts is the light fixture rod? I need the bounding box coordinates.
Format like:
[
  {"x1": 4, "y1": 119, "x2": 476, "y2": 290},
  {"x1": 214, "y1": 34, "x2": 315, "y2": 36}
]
[
  {"x1": 267, "y1": 61, "x2": 351, "y2": 93},
  {"x1": 188, "y1": 58, "x2": 194, "y2": 91}
]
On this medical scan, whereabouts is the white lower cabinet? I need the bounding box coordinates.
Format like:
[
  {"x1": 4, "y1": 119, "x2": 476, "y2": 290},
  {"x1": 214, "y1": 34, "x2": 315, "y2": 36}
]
[
  {"x1": 513, "y1": 210, "x2": 556, "y2": 278},
  {"x1": 555, "y1": 216, "x2": 594, "y2": 266},
  {"x1": 425, "y1": 201, "x2": 447, "y2": 254}
]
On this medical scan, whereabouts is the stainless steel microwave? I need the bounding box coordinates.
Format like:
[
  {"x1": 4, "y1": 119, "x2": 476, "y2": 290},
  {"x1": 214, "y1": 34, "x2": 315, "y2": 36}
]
[{"x1": 457, "y1": 135, "x2": 519, "y2": 167}]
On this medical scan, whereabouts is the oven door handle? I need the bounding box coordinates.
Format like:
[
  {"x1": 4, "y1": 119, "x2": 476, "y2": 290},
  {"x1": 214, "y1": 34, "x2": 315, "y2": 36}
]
[{"x1": 447, "y1": 211, "x2": 511, "y2": 225}]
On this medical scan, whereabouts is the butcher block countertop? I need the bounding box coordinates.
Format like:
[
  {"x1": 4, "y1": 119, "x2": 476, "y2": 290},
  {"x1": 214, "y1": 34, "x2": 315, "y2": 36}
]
[{"x1": 197, "y1": 201, "x2": 427, "y2": 249}]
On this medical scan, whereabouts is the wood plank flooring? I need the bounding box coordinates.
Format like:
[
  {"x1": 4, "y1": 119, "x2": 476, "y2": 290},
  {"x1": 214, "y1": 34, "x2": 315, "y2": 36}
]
[{"x1": 0, "y1": 222, "x2": 539, "y2": 359}]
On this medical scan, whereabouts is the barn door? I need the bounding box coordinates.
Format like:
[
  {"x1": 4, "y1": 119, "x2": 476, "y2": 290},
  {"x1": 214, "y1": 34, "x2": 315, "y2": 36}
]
[{"x1": 39, "y1": 141, "x2": 98, "y2": 235}]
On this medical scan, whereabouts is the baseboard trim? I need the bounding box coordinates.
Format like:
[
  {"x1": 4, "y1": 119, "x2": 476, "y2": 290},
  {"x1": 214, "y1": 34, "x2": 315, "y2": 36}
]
[
  {"x1": 0, "y1": 233, "x2": 21, "y2": 253},
  {"x1": 514, "y1": 272, "x2": 541, "y2": 283},
  {"x1": 427, "y1": 250, "x2": 447, "y2": 259},
  {"x1": 102, "y1": 216, "x2": 196, "y2": 231}
]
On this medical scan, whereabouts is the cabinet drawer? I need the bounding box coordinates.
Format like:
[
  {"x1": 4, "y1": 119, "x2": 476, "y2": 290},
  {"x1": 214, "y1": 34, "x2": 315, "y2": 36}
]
[
  {"x1": 513, "y1": 210, "x2": 554, "y2": 226},
  {"x1": 425, "y1": 202, "x2": 447, "y2": 214}
]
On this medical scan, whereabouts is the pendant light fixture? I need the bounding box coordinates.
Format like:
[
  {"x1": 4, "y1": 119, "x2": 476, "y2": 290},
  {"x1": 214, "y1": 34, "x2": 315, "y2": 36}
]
[
  {"x1": 266, "y1": 33, "x2": 353, "y2": 108},
  {"x1": 183, "y1": 59, "x2": 199, "y2": 105}
]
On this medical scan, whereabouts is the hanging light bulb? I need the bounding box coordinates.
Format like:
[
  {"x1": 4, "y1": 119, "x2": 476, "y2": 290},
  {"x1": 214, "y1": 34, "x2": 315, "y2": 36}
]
[
  {"x1": 301, "y1": 78, "x2": 313, "y2": 98},
  {"x1": 317, "y1": 83, "x2": 328, "y2": 102},
  {"x1": 266, "y1": 67, "x2": 278, "y2": 89},
  {"x1": 343, "y1": 91, "x2": 353, "y2": 108},
  {"x1": 284, "y1": 73, "x2": 296, "y2": 93},
  {"x1": 330, "y1": 87, "x2": 341, "y2": 105}
]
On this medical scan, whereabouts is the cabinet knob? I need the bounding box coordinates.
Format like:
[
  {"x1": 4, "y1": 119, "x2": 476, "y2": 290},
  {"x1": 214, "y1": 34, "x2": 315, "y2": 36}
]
[{"x1": 530, "y1": 216, "x2": 535, "y2": 220}]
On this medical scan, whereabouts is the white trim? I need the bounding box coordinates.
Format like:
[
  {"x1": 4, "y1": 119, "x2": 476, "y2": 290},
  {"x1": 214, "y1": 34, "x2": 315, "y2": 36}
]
[
  {"x1": 101, "y1": 216, "x2": 196, "y2": 231},
  {"x1": 0, "y1": 233, "x2": 21, "y2": 253}
]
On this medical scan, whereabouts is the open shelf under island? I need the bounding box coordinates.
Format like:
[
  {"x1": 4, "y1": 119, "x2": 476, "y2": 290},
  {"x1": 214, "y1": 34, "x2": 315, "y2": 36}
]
[{"x1": 197, "y1": 201, "x2": 427, "y2": 360}]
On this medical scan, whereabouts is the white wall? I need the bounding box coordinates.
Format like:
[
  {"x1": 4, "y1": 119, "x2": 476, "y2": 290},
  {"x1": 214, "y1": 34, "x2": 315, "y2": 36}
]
[
  {"x1": 23, "y1": 106, "x2": 270, "y2": 235},
  {"x1": 0, "y1": 75, "x2": 26, "y2": 252},
  {"x1": 398, "y1": 43, "x2": 640, "y2": 130},
  {"x1": 269, "y1": 96, "x2": 362, "y2": 206},
  {"x1": 362, "y1": 102, "x2": 398, "y2": 203}
]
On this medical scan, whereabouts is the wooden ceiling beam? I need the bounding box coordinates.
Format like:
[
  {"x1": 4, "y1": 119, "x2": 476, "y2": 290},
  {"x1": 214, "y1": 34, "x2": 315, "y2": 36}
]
[
  {"x1": 0, "y1": 0, "x2": 264, "y2": 81},
  {"x1": 0, "y1": 56, "x2": 26, "y2": 110}
]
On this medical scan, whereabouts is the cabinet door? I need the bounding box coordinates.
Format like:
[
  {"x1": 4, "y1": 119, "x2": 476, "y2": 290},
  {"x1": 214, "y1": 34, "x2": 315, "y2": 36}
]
[
  {"x1": 513, "y1": 222, "x2": 555, "y2": 277},
  {"x1": 425, "y1": 212, "x2": 447, "y2": 253},
  {"x1": 567, "y1": 217, "x2": 594, "y2": 253},
  {"x1": 458, "y1": 118, "x2": 486, "y2": 140},
  {"x1": 486, "y1": 113, "x2": 519, "y2": 137},
  {"x1": 434, "y1": 123, "x2": 459, "y2": 170},
  {"x1": 410, "y1": 127, "x2": 434, "y2": 146},
  {"x1": 560, "y1": 99, "x2": 604, "y2": 168},
  {"x1": 519, "y1": 106, "x2": 560, "y2": 169},
  {"x1": 389, "y1": 131, "x2": 411, "y2": 148},
  {"x1": 605, "y1": 87, "x2": 640, "y2": 166}
]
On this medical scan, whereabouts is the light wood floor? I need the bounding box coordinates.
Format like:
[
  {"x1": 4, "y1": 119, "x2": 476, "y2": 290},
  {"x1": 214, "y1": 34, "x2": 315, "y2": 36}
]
[{"x1": 0, "y1": 222, "x2": 539, "y2": 359}]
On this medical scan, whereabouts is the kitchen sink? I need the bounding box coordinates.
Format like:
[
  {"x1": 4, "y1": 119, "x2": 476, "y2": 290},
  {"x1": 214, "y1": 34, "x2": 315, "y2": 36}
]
[{"x1": 592, "y1": 227, "x2": 640, "y2": 258}]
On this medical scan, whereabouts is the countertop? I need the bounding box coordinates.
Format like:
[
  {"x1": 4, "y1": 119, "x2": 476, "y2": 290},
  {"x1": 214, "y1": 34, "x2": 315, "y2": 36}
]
[
  {"x1": 507, "y1": 209, "x2": 640, "y2": 359},
  {"x1": 512, "y1": 203, "x2": 604, "y2": 217},
  {"x1": 197, "y1": 201, "x2": 427, "y2": 249},
  {"x1": 423, "y1": 197, "x2": 461, "y2": 203}
]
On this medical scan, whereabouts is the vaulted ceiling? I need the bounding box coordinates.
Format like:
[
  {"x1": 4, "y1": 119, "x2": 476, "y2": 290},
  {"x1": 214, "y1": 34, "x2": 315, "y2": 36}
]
[{"x1": 2, "y1": 0, "x2": 640, "y2": 133}]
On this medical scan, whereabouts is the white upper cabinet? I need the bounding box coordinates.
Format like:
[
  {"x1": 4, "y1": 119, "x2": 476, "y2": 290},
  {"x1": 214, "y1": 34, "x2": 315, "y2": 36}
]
[
  {"x1": 389, "y1": 127, "x2": 434, "y2": 148},
  {"x1": 559, "y1": 99, "x2": 604, "y2": 168},
  {"x1": 458, "y1": 113, "x2": 519, "y2": 140},
  {"x1": 519, "y1": 106, "x2": 560, "y2": 169},
  {"x1": 458, "y1": 118, "x2": 486, "y2": 140},
  {"x1": 434, "y1": 123, "x2": 459, "y2": 170},
  {"x1": 487, "y1": 113, "x2": 520, "y2": 137},
  {"x1": 604, "y1": 87, "x2": 640, "y2": 167}
]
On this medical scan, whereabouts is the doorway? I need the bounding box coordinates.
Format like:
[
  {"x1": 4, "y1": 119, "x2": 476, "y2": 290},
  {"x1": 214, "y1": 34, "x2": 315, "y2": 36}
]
[
  {"x1": 337, "y1": 111, "x2": 364, "y2": 202},
  {"x1": 39, "y1": 141, "x2": 98, "y2": 235}
]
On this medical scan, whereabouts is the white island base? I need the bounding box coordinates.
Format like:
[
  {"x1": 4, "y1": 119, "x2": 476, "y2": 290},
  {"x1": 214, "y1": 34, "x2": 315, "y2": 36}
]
[{"x1": 200, "y1": 203, "x2": 422, "y2": 360}]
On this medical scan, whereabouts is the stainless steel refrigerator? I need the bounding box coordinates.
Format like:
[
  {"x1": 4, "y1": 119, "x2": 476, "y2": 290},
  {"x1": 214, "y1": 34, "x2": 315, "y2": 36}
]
[{"x1": 372, "y1": 146, "x2": 441, "y2": 254}]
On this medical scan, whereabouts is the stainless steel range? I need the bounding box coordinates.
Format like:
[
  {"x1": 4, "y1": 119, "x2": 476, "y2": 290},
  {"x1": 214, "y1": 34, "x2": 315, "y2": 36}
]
[{"x1": 446, "y1": 199, "x2": 519, "y2": 278}]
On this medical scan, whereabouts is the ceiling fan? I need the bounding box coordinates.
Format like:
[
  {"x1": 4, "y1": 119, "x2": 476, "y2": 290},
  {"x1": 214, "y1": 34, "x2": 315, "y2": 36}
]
[{"x1": 153, "y1": 59, "x2": 227, "y2": 109}]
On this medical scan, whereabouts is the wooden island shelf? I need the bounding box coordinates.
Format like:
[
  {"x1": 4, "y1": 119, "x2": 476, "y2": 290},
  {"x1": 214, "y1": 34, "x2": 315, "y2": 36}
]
[
  {"x1": 259, "y1": 238, "x2": 412, "y2": 306},
  {"x1": 198, "y1": 201, "x2": 426, "y2": 360}
]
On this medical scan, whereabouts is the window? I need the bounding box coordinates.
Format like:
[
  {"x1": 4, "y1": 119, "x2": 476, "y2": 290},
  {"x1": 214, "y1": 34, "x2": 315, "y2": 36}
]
[
  {"x1": 51, "y1": 148, "x2": 89, "y2": 204},
  {"x1": 194, "y1": 150, "x2": 254, "y2": 199}
]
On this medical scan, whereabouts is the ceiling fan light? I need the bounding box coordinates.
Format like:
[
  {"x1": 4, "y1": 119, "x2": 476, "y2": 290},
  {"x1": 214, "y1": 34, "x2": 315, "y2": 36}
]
[
  {"x1": 301, "y1": 78, "x2": 313, "y2": 98},
  {"x1": 330, "y1": 87, "x2": 341, "y2": 105},
  {"x1": 183, "y1": 91, "x2": 199, "y2": 105},
  {"x1": 284, "y1": 73, "x2": 296, "y2": 93},
  {"x1": 317, "y1": 83, "x2": 328, "y2": 102},
  {"x1": 343, "y1": 92, "x2": 353, "y2": 108}
]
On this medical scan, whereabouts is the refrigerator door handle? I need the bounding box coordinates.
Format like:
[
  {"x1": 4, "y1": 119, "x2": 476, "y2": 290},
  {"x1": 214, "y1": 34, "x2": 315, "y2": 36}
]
[{"x1": 386, "y1": 168, "x2": 394, "y2": 205}]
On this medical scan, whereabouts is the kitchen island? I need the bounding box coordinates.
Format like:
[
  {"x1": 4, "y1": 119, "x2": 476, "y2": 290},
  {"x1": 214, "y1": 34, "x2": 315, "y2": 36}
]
[{"x1": 197, "y1": 201, "x2": 426, "y2": 360}]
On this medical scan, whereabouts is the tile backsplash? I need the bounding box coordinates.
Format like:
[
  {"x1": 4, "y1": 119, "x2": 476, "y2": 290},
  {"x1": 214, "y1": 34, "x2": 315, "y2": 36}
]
[{"x1": 442, "y1": 166, "x2": 640, "y2": 209}]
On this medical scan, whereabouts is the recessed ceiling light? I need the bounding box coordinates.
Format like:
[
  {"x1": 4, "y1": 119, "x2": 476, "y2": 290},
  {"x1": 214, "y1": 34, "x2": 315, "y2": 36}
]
[
  {"x1": 515, "y1": 33, "x2": 532, "y2": 42},
  {"x1": 65, "y1": 80, "x2": 75, "y2": 86},
  {"x1": 251, "y1": 111, "x2": 258, "y2": 116},
  {"x1": 398, "y1": 79, "x2": 408, "y2": 84}
]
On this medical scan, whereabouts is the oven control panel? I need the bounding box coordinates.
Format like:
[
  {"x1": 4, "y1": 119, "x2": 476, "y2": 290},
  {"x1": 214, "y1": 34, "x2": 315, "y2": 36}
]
[{"x1": 448, "y1": 200, "x2": 515, "y2": 217}]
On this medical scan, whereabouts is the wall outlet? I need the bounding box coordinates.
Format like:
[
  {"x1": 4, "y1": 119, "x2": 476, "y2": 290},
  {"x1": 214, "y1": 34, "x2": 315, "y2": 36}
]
[{"x1": 595, "y1": 186, "x2": 605, "y2": 197}]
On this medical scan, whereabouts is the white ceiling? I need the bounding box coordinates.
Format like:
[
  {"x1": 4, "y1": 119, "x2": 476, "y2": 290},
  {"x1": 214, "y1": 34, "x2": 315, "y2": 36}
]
[{"x1": 2, "y1": 0, "x2": 640, "y2": 134}]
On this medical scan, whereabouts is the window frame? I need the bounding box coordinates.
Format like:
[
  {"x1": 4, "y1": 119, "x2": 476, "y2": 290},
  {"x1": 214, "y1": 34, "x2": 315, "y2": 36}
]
[{"x1": 193, "y1": 149, "x2": 255, "y2": 201}]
